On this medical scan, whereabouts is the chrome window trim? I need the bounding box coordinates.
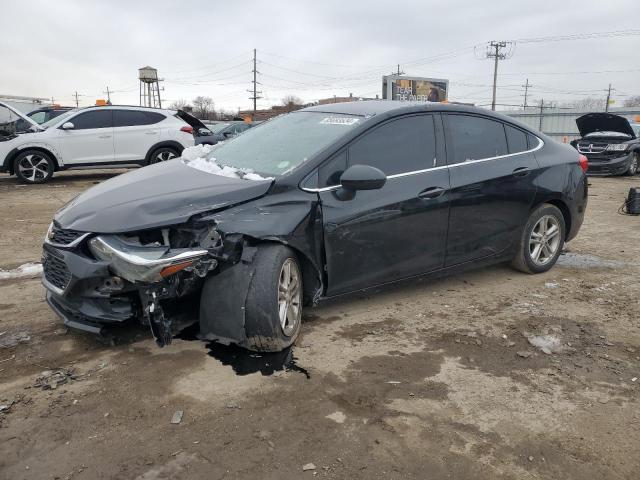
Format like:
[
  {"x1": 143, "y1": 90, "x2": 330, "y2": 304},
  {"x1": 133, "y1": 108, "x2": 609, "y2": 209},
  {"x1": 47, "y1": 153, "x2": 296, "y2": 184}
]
[{"x1": 300, "y1": 135, "x2": 544, "y2": 193}]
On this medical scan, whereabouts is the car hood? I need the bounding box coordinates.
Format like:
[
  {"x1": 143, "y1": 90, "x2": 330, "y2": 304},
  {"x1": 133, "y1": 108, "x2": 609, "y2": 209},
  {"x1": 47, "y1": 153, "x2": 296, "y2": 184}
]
[
  {"x1": 576, "y1": 113, "x2": 636, "y2": 138},
  {"x1": 54, "y1": 159, "x2": 273, "y2": 233}
]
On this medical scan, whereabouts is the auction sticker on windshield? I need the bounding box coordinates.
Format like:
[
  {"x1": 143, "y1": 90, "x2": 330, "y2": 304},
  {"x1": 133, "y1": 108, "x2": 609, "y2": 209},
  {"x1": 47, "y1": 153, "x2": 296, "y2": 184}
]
[{"x1": 319, "y1": 117, "x2": 360, "y2": 126}]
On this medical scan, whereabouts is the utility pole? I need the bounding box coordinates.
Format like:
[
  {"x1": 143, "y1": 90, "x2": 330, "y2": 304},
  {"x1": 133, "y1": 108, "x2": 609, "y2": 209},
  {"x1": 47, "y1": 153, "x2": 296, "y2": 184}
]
[
  {"x1": 247, "y1": 48, "x2": 262, "y2": 116},
  {"x1": 391, "y1": 64, "x2": 405, "y2": 76},
  {"x1": 73, "y1": 91, "x2": 81, "y2": 107},
  {"x1": 522, "y1": 78, "x2": 531, "y2": 109},
  {"x1": 538, "y1": 99, "x2": 544, "y2": 131},
  {"x1": 486, "y1": 41, "x2": 511, "y2": 111},
  {"x1": 605, "y1": 83, "x2": 613, "y2": 112},
  {"x1": 104, "y1": 86, "x2": 111, "y2": 104}
]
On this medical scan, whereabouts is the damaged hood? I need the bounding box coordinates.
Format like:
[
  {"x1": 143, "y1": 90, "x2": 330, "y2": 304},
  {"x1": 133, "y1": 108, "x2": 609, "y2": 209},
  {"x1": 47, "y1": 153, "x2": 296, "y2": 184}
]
[
  {"x1": 55, "y1": 159, "x2": 273, "y2": 233},
  {"x1": 576, "y1": 113, "x2": 636, "y2": 138}
]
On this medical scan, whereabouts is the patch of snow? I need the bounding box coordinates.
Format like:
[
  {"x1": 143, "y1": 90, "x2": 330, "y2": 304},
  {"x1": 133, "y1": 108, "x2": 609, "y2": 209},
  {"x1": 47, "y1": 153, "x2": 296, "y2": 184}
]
[
  {"x1": 0, "y1": 263, "x2": 42, "y2": 280},
  {"x1": 181, "y1": 145, "x2": 274, "y2": 181},
  {"x1": 325, "y1": 411, "x2": 346, "y2": 424}
]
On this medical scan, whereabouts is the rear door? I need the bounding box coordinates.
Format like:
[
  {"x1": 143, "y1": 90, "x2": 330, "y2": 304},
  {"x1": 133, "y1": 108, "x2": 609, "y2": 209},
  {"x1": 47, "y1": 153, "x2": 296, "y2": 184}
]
[
  {"x1": 319, "y1": 114, "x2": 450, "y2": 295},
  {"x1": 112, "y1": 109, "x2": 167, "y2": 162},
  {"x1": 443, "y1": 113, "x2": 538, "y2": 266},
  {"x1": 56, "y1": 109, "x2": 114, "y2": 164}
]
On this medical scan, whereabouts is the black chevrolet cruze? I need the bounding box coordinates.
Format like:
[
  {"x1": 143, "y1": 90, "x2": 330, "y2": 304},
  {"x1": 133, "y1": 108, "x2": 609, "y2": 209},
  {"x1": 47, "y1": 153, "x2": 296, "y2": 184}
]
[{"x1": 42, "y1": 101, "x2": 588, "y2": 351}]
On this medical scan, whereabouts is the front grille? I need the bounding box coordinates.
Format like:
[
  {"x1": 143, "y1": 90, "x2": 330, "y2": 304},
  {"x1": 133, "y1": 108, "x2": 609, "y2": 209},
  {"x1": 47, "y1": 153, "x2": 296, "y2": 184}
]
[
  {"x1": 43, "y1": 251, "x2": 71, "y2": 291},
  {"x1": 49, "y1": 224, "x2": 86, "y2": 246},
  {"x1": 577, "y1": 141, "x2": 607, "y2": 154}
]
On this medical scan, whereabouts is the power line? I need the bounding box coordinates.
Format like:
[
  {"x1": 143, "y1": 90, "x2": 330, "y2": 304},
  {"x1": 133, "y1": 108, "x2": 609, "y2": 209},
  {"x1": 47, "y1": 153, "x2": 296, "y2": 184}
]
[{"x1": 513, "y1": 29, "x2": 640, "y2": 44}]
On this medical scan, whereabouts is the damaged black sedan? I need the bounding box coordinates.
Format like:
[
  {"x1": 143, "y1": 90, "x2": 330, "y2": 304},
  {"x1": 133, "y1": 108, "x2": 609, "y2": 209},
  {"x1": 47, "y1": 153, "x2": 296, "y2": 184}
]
[{"x1": 42, "y1": 101, "x2": 588, "y2": 352}]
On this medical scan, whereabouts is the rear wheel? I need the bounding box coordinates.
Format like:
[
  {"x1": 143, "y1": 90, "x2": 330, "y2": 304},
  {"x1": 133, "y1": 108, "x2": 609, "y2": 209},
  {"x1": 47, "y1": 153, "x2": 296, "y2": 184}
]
[
  {"x1": 148, "y1": 146, "x2": 179, "y2": 165},
  {"x1": 625, "y1": 153, "x2": 639, "y2": 176},
  {"x1": 511, "y1": 204, "x2": 565, "y2": 274},
  {"x1": 241, "y1": 244, "x2": 303, "y2": 352},
  {"x1": 14, "y1": 150, "x2": 55, "y2": 184}
]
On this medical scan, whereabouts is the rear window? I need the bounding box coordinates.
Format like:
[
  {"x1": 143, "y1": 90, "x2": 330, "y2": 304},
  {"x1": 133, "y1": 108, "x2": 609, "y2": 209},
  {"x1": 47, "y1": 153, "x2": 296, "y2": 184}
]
[
  {"x1": 113, "y1": 110, "x2": 165, "y2": 127},
  {"x1": 505, "y1": 125, "x2": 529, "y2": 154},
  {"x1": 446, "y1": 114, "x2": 508, "y2": 164}
]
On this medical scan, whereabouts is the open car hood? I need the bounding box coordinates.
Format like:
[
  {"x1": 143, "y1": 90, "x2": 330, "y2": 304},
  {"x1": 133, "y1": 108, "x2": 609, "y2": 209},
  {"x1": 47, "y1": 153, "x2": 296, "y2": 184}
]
[
  {"x1": 576, "y1": 113, "x2": 636, "y2": 138},
  {"x1": 0, "y1": 101, "x2": 43, "y2": 133},
  {"x1": 175, "y1": 109, "x2": 210, "y2": 131},
  {"x1": 54, "y1": 159, "x2": 273, "y2": 233}
]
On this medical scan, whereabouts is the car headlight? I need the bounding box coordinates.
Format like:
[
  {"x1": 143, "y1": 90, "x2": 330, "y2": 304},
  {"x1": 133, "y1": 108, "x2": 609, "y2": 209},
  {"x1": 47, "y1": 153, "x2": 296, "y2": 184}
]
[
  {"x1": 88, "y1": 235, "x2": 209, "y2": 283},
  {"x1": 606, "y1": 143, "x2": 628, "y2": 151}
]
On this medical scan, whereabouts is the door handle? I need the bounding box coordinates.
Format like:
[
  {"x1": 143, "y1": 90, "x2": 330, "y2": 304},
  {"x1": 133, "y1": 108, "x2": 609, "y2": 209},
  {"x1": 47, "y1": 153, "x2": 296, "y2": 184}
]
[
  {"x1": 418, "y1": 187, "x2": 445, "y2": 199},
  {"x1": 98, "y1": 135, "x2": 112, "y2": 139},
  {"x1": 512, "y1": 167, "x2": 530, "y2": 177}
]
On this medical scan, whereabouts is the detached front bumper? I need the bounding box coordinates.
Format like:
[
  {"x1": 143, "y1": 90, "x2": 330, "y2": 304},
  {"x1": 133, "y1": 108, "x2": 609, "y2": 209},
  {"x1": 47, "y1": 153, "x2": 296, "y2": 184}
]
[
  {"x1": 585, "y1": 152, "x2": 634, "y2": 176},
  {"x1": 42, "y1": 244, "x2": 137, "y2": 334}
]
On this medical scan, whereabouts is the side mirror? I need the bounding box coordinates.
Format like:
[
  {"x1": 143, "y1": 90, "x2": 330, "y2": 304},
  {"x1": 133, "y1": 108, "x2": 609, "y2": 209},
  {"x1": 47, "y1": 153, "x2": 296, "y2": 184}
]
[
  {"x1": 339, "y1": 164, "x2": 386, "y2": 191},
  {"x1": 61, "y1": 122, "x2": 75, "y2": 130},
  {"x1": 197, "y1": 127, "x2": 211, "y2": 136},
  {"x1": 223, "y1": 131, "x2": 233, "y2": 138}
]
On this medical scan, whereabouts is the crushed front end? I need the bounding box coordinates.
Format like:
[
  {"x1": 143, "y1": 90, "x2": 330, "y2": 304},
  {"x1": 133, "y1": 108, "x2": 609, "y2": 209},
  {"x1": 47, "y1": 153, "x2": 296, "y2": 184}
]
[{"x1": 42, "y1": 220, "x2": 233, "y2": 346}]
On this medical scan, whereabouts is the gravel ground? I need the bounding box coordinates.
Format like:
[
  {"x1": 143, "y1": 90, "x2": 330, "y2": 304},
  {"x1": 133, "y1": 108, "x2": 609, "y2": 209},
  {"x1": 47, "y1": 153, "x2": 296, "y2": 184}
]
[{"x1": 0, "y1": 169, "x2": 639, "y2": 480}]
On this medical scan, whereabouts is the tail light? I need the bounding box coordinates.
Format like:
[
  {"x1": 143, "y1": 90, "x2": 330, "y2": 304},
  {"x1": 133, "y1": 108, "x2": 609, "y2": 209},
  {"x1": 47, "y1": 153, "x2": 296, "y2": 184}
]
[
  {"x1": 578, "y1": 154, "x2": 588, "y2": 173},
  {"x1": 180, "y1": 126, "x2": 193, "y2": 134}
]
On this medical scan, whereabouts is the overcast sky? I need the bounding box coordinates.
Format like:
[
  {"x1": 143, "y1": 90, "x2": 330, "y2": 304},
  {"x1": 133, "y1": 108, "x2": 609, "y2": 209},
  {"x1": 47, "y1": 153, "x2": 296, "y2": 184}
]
[{"x1": 1, "y1": 0, "x2": 639, "y2": 112}]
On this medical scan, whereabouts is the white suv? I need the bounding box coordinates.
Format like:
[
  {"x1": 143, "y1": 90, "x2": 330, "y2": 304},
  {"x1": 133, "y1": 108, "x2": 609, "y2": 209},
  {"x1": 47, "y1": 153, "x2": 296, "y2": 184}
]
[{"x1": 0, "y1": 103, "x2": 203, "y2": 183}]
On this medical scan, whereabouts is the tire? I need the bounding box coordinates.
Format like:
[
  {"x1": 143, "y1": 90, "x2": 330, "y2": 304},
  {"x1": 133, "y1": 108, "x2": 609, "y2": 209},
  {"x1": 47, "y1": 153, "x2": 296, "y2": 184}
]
[
  {"x1": 241, "y1": 244, "x2": 303, "y2": 352},
  {"x1": 625, "y1": 153, "x2": 639, "y2": 176},
  {"x1": 14, "y1": 150, "x2": 55, "y2": 184},
  {"x1": 511, "y1": 203, "x2": 566, "y2": 274},
  {"x1": 148, "y1": 146, "x2": 179, "y2": 165}
]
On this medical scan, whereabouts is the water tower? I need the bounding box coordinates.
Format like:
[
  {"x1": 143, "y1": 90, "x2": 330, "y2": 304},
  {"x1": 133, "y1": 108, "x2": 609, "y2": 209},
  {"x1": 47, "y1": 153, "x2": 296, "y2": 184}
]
[{"x1": 139, "y1": 66, "x2": 162, "y2": 108}]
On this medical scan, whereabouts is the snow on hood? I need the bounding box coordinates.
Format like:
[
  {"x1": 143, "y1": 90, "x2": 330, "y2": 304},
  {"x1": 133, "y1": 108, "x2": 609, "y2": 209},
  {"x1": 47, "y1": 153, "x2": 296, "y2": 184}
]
[{"x1": 182, "y1": 145, "x2": 274, "y2": 181}]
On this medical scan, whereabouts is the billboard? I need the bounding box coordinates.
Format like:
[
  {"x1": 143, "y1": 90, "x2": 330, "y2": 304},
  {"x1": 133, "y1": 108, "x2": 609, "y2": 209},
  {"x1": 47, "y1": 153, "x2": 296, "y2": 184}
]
[{"x1": 382, "y1": 75, "x2": 449, "y2": 102}]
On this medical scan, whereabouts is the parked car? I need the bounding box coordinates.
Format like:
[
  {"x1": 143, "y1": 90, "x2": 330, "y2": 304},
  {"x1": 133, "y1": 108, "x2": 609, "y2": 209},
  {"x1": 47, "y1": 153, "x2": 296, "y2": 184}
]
[
  {"x1": 27, "y1": 105, "x2": 74, "y2": 124},
  {"x1": 0, "y1": 102, "x2": 205, "y2": 184},
  {"x1": 570, "y1": 113, "x2": 640, "y2": 176},
  {"x1": 195, "y1": 120, "x2": 253, "y2": 145},
  {"x1": 41, "y1": 101, "x2": 588, "y2": 352}
]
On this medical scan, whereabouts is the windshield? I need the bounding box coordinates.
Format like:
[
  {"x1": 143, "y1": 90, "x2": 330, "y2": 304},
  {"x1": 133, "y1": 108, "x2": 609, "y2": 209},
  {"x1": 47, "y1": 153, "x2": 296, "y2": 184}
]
[
  {"x1": 206, "y1": 112, "x2": 362, "y2": 176},
  {"x1": 209, "y1": 122, "x2": 232, "y2": 133},
  {"x1": 41, "y1": 109, "x2": 77, "y2": 129}
]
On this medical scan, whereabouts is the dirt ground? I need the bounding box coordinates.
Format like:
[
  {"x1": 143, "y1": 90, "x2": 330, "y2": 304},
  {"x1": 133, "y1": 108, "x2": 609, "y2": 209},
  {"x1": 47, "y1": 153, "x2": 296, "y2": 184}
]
[{"x1": 1, "y1": 169, "x2": 639, "y2": 480}]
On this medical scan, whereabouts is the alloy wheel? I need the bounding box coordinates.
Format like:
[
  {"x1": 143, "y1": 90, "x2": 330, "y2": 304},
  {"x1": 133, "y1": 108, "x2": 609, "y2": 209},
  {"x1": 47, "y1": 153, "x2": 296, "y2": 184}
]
[
  {"x1": 529, "y1": 215, "x2": 561, "y2": 266},
  {"x1": 277, "y1": 258, "x2": 302, "y2": 337},
  {"x1": 630, "y1": 155, "x2": 639, "y2": 175},
  {"x1": 154, "y1": 150, "x2": 177, "y2": 163},
  {"x1": 18, "y1": 154, "x2": 49, "y2": 182}
]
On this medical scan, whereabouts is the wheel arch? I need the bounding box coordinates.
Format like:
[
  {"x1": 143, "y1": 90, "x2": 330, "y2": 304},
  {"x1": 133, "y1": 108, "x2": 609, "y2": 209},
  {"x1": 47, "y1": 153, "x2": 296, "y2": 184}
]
[
  {"x1": 533, "y1": 198, "x2": 572, "y2": 240},
  {"x1": 144, "y1": 141, "x2": 185, "y2": 164},
  {"x1": 5, "y1": 146, "x2": 60, "y2": 174}
]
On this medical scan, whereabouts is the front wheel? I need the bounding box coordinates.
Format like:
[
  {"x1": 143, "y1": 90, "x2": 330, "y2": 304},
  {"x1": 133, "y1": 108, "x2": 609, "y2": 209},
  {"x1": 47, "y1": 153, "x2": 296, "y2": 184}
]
[
  {"x1": 14, "y1": 150, "x2": 55, "y2": 184},
  {"x1": 625, "y1": 153, "x2": 639, "y2": 176},
  {"x1": 241, "y1": 244, "x2": 303, "y2": 352},
  {"x1": 511, "y1": 204, "x2": 565, "y2": 274}
]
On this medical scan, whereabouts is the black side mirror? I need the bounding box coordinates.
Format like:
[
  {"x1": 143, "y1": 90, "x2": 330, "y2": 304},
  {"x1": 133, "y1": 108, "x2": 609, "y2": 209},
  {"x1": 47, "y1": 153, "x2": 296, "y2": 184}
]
[
  {"x1": 223, "y1": 131, "x2": 233, "y2": 138},
  {"x1": 339, "y1": 164, "x2": 386, "y2": 191}
]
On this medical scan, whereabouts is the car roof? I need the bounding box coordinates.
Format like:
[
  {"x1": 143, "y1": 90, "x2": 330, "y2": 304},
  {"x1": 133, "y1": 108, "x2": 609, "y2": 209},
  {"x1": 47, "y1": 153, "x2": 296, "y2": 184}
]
[
  {"x1": 300, "y1": 100, "x2": 537, "y2": 134},
  {"x1": 71, "y1": 105, "x2": 176, "y2": 113}
]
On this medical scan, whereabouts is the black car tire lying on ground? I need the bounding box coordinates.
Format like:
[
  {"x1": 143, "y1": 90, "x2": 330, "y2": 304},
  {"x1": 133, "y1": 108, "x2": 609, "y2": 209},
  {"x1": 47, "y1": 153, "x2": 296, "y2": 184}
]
[
  {"x1": 241, "y1": 244, "x2": 303, "y2": 352},
  {"x1": 14, "y1": 149, "x2": 55, "y2": 184},
  {"x1": 511, "y1": 203, "x2": 566, "y2": 274}
]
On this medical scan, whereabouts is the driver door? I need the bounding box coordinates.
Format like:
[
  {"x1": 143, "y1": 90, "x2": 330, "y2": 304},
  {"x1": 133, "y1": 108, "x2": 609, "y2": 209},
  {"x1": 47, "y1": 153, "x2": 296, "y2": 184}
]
[
  {"x1": 55, "y1": 109, "x2": 115, "y2": 165},
  {"x1": 319, "y1": 114, "x2": 450, "y2": 296}
]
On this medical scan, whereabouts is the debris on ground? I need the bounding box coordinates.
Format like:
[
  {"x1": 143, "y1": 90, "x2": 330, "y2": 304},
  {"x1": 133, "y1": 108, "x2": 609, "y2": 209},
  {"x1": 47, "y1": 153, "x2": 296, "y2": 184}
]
[
  {"x1": 0, "y1": 331, "x2": 31, "y2": 348},
  {"x1": 171, "y1": 410, "x2": 184, "y2": 424},
  {"x1": 302, "y1": 463, "x2": 317, "y2": 471},
  {"x1": 34, "y1": 368, "x2": 78, "y2": 390},
  {"x1": 517, "y1": 351, "x2": 533, "y2": 358},
  {"x1": 0, "y1": 262, "x2": 42, "y2": 280}
]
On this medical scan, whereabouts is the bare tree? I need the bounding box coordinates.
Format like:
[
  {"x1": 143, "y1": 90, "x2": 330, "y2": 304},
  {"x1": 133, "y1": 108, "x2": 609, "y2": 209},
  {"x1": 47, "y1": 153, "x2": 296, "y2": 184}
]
[
  {"x1": 562, "y1": 97, "x2": 606, "y2": 111},
  {"x1": 623, "y1": 95, "x2": 640, "y2": 107},
  {"x1": 192, "y1": 96, "x2": 215, "y2": 119},
  {"x1": 169, "y1": 99, "x2": 190, "y2": 110},
  {"x1": 281, "y1": 95, "x2": 304, "y2": 113}
]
